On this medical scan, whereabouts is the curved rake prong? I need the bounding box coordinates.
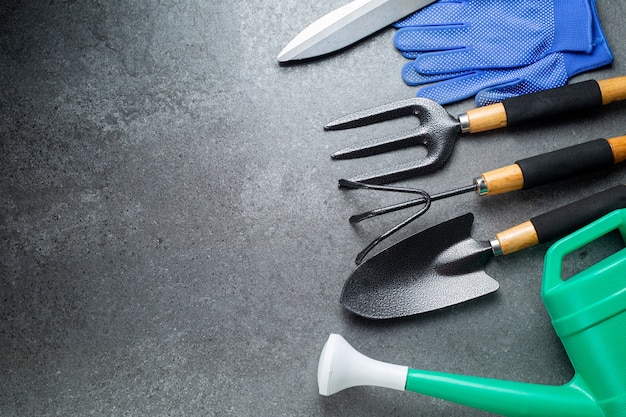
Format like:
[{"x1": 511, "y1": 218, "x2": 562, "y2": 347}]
[
  {"x1": 341, "y1": 179, "x2": 477, "y2": 264},
  {"x1": 355, "y1": 190, "x2": 432, "y2": 265},
  {"x1": 350, "y1": 199, "x2": 424, "y2": 223},
  {"x1": 339, "y1": 179, "x2": 430, "y2": 222},
  {"x1": 349, "y1": 183, "x2": 476, "y2": 223}
]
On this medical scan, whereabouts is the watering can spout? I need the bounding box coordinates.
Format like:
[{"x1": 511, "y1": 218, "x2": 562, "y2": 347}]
[
  {"x1": 404, "y1": 370, "x2": 603, "y2": 417},
  {"x1": 319, "y1": 210, "x2": 626, "y2": 416},
  {"x1": 318, "y1": 334, "x2": 604, "y2": 417}
]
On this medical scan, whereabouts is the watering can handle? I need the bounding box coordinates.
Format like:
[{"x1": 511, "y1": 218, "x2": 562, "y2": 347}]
[
  {"x1": 543, "y1": 208, "x2": 626, "y2": 289},
  {"x1": 495, "y1": 185, "x2": 626, "y2": 255},
  {"x1": 462, "y1": 76, "x2": 626, "y2": 134}
]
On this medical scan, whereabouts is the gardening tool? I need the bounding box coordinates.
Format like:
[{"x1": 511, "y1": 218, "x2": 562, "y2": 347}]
[
  {"x1": 344, "y1": 135, "x2": 626, "y2": 263},
  {"x1": 326, "y1": 76, "x2": 626, "y2": 184},
  {"x1": 320, "y1": 209, "x2": 626, "y2": 416},
  {"x1": 277, "y1": 0, "x2": 437, "y2": 62},
  {"x1": 340, "y1": 185, "x2": 626, "y2": 319}
]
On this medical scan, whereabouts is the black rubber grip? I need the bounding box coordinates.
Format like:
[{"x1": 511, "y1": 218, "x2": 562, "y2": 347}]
[
  {"x1": 503, "y1": 80, "x2": 603, "y2": 128},
  {"x1": 516, "y1": 139, "x2": 614, "y2": 189},
  {"x1": 530, "y1": 185, "x2": 626, "y2": 244}
]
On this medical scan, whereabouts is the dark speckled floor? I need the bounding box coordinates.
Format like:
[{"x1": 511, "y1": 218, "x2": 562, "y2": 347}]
[{"x1": 2, "y1": 1, "x2": 626, "y2": 416}]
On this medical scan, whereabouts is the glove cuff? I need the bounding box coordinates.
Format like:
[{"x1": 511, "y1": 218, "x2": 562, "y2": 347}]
[
  {"x1": 551, "y1": 0, "x2": 594, "y2": 54},
  {"x1": 563, "y1": 0, "x2": 613, "y2": 76}
]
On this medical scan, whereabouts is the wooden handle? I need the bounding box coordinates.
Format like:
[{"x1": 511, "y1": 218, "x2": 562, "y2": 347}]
[
  {"x1": 531, "y1": 185, "x2": 626, "y2": 245},
  {"x1": 598, "y1": 76, "x2": 626, "y2": 105},
  {"x1": 479, "y1": 164, "x2": 525, "y2": 196},
  {"x1": 495, "y1": 221, "x2": 539, "y2": 256},
  {"x1": 463, "y1": 103, "x2": 508, "y2": 133},
  {"x1": 607, "y1": 135, "x2": 626, "y2": 162},
  {"x1": 462, "y1": 76, "x2": 626, "y2": 134},
  {"x1": 495, "y1": 185, "x2": 626, "y2": 257},
  {"x1": 479, "y1": 136, "x2": 626, "y2": 196}
]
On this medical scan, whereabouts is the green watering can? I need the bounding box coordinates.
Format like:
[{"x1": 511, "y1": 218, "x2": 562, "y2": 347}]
[{"x1": 319, "y1": 209, "x2": 626, "y2": 416}]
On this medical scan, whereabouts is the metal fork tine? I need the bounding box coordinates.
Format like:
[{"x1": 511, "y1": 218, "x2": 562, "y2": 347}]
[
  {"x1": 331, "y1": 129, "x2": 427, "y2": 160},
  {"x1": 324, "y1": 98, "x2": 424, "y2": 131},
  {"x1": 345, "y1": 154, "x2": 445, "y2": 185},
  {"x1": 327, "y1": 97, "x2": 461, "y2": 183}
]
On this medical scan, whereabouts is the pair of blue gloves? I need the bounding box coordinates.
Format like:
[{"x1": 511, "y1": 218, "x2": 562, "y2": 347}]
[{"x1": 394, "y1": 0, "x2": 613, "y2": 106}]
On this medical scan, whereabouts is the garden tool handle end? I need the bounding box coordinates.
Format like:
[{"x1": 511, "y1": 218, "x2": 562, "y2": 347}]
[
  {"x1": 597, "y1": 76, "x2": 626, "y2": 105},
  {"x1": 498, "y1": 77, "x2": 626, "y2": 128},
  {"x1": 496, "y1": 185, "x2": 626, "y2": 256},
  {"x1": 476, "y1": 136, "x2": 626, "y2": 196},
  {"x1": 475, "y1": 165, "x2": 524, "y2": 196},
  {"x1": 461, "y1": 76, "x2": 626, "y2": 134},
  {"x1": 460, "y1": 103, "x2": 508, "y2": 134},
  {"x1": 608, "y1": 135, "x2": 626, "y2": 163},
  {"x1": 494, "y1": 221, "x2": 539, "y2": 256}
]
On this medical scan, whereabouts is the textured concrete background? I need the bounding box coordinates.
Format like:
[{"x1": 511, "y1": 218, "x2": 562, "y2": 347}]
[{"x1": 1, "y1": 1, "x2": 626, "y2": 416}]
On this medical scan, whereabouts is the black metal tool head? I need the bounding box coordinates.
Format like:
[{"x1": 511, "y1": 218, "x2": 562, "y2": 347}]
[
  {"x1": 326, "y1": 98, "x2": 462, "y2": 184},
  {"x1": 340, "y1": 213, "x2": 499, "y2": 319}
]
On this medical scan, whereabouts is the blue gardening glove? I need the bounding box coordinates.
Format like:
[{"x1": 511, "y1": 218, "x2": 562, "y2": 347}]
[
  {"x1": 407, "y1": 50, "x2": 613, "y2": 106},
  {"x1": 400, "y1": 0, "x2": 613, "y2": 106},
  {"x1": 393, "y1": 0, "x2": 594, "y2": 74}
]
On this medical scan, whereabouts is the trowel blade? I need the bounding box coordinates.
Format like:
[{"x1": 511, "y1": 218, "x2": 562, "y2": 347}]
[{"x1": 340, "y1": 213, "x2": 499, "y2": 319}]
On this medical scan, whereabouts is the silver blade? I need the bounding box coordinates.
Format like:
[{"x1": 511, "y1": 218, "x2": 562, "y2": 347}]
[{"x1": 277, "y1": 0, "x2": 437, "y2": 62}]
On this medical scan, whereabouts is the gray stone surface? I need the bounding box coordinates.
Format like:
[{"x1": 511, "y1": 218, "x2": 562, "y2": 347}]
[{"x1": 1, "y1": 1, "x2": 625, "y2": 416}]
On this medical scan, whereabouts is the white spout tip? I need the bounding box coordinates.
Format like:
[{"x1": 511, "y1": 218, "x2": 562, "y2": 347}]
[
  {"x1": 318, "y1": 334, "x2": 341, "y2": 396},
  {"x1": 317, "y1": 333, "x2": 408, "y2": 396}
]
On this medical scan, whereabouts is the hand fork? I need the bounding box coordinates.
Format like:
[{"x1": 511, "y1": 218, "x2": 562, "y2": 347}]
[{"x1": 326, "y1": 76, "x2": 626, "y2": 185}]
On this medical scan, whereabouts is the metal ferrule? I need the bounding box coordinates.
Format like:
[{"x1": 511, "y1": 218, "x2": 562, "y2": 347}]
[
  {"x1": 458, "y1": 113, "x2": 471, "y2": 134},
  {"x1": 490, "y1": 238, "x2": 503, "y2": 256},
  {"x1": 473, "y1": 177, "x2": 489, "y2": 196}
]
